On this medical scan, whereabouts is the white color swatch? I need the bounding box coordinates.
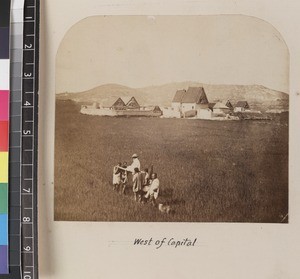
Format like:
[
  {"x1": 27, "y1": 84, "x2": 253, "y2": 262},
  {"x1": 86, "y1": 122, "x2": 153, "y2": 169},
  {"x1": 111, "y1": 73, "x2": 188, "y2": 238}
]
[{"x1": 0, "y1": 60, "x2": 10, "y2": 90}]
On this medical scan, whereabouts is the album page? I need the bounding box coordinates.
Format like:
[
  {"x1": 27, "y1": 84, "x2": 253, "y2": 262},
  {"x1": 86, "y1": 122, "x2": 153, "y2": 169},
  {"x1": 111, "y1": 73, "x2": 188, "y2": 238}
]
[{"x1": 39, "y1": 0, "x2": 300, "y2": 278}]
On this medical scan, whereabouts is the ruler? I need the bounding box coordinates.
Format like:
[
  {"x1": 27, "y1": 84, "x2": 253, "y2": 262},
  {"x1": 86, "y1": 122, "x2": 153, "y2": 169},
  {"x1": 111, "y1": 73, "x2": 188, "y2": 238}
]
[
  {"x1": 21, "y1": 0, "x2": 39, "y2": 278},
  {"x1": 1, "y1": 0, "x2": 39, "y2": 278}
]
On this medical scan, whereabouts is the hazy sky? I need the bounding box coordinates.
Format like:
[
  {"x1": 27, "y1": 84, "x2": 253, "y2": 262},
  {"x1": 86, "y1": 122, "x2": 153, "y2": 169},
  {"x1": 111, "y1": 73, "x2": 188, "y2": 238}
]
[{"x1": 56, "y1": 15, "x2": 289, "y2": 93}]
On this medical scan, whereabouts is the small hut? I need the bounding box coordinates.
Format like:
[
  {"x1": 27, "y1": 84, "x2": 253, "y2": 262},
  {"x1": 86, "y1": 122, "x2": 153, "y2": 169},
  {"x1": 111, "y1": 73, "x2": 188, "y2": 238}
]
[
  {"x1": 111, "y1": 98, "x2": 126, "y2": 110},
  {"x1": 123, "y1": 97, "x2": 140, "y2": 110},
  {"x1": 234, "y1": 101, "x2": 250, "y2": 112},
  {"x1": 213, "y1": 102, "x2": 231, "y2": 114}
]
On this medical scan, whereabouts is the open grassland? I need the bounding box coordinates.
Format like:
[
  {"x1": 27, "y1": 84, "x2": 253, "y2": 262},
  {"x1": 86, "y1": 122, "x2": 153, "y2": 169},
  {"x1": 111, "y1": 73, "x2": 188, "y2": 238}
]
[{"x1": 55, "y1": 100, "x2": 288, "y2": 222}]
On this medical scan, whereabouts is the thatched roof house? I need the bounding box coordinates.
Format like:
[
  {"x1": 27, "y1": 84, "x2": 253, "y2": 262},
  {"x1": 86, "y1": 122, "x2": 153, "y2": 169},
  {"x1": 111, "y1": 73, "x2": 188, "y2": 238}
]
[
  {"x1": 182, "y1": 87, "x2": 208, "y2": 104},
  {"x1": 172, "y1": 89, "x2": 187, "y2": 103},
  {"x1": 213, "y1": 102, "x2": 231, "y2": 114},
  {"x1": 234, "y1": 101, "x2": 250, "y2": 112},
  {"x1": 111, "y1": 98, "x2": 126, "y2": 110},
  {"x1": 172, "y1": 87, "x2": 209, "y2": 112},
  {"x1": 123, "y1": 96, "x2": 140, "y2": 110},
  {"x1": 226, "y1": 100, "x2": 233, "y2": 109}
]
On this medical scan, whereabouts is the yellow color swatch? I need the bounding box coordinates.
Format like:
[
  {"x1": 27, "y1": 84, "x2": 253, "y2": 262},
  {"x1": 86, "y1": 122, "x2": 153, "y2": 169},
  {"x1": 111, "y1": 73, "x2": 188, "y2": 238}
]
[{"x1": 0, "y1": 152, "x2": 8, "y2": 183}]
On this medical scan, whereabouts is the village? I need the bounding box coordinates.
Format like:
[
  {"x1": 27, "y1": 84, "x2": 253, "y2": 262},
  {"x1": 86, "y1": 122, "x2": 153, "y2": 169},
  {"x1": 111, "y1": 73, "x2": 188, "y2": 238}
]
[{"x1": 80, "y1": 86, "x2": 269, "y2": 120}]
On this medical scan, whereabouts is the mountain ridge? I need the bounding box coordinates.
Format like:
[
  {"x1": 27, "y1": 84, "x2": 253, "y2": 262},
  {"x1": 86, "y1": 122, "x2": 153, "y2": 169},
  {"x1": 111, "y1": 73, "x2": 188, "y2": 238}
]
[{"x1": 56, "y1": 82, "x2": 289, "y2": 111}]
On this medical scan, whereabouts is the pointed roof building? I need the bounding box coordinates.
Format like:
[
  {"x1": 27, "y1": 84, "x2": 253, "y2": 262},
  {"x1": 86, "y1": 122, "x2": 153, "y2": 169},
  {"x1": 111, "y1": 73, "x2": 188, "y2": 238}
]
[
  {"x1": 172, "y1": 89, "x2": 186, "y2": 103},
  {"x1": 226, "y1": 100, "x2": 233, "y2": 109},
  {"x1": 172, "y1": 87, "x2": 209, "y2": 105},
  {"x1": 235, "y1": 101, "x2": 250, "y2": 109},
  {"x1": 111, "y1": 97, "x2": 126, "y2": 110},
  {"x1": 181, "y1": 87, "x2": 208, "y2": 104},
  {"x1": 123, "y1": 96, "x2": 140, "y2": 110}
]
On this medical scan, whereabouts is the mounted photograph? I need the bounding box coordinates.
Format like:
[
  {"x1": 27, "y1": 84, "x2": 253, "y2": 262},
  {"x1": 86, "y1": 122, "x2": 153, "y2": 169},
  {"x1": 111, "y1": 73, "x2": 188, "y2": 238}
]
[{"x1": 54, "y1": 15, "x2": 289, "y2": 222}]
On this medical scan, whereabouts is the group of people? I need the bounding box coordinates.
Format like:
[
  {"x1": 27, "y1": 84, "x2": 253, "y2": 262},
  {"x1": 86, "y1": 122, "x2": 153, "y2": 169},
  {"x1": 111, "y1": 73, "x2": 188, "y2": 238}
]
[{"x1": 112, "y1": 154, "x2": 160, "y2": 205}]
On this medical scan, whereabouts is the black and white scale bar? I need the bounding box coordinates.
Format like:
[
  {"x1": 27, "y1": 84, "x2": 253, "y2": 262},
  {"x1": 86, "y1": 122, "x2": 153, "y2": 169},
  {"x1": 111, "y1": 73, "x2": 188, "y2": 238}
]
[{"x1": 20, "y1": 0, "x2": 39, "y2": 279}]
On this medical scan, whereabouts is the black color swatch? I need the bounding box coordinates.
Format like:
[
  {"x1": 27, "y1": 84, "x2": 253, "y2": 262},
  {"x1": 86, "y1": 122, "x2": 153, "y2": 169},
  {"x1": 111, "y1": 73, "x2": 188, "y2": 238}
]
[{"x1": 0, "y1": 0, "x2": 11, "y2": 27}]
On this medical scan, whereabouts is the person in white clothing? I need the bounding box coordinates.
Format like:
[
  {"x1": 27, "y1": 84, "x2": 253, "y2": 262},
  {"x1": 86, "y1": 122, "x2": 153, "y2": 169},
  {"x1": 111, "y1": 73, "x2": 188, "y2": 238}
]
[
  {"x1": 112, "y1": 162, "x2": 122, "y2": 190},
  {"x1": 126, "y1": 154, "x2": 141, "y2": 173},
  {"x1": 144, "y1": 173, "x2": 160, "y2": 205}
]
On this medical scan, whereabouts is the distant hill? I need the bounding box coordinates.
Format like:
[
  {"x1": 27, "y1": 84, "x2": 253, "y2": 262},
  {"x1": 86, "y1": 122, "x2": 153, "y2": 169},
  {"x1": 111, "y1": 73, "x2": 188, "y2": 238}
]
[
  {"x1": 56, "y1": 84, "x2": 145, "y2": 105},
  {"x1": 56, "y1": 82, "x2": 289, "y2": 111}
]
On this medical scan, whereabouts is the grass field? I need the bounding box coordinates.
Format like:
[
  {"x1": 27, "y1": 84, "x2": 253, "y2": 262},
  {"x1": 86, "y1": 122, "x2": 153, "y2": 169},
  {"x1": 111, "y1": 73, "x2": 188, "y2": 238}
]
[{"x1": 54, "y1": 100, "x2": 288, "y2": 223}]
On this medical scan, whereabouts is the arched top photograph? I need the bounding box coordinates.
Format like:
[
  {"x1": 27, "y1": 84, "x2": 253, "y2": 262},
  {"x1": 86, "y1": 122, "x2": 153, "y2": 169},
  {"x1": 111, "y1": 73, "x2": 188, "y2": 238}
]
[{"x1": 54, "y1": 15, "x2": 289, "y2": 223}]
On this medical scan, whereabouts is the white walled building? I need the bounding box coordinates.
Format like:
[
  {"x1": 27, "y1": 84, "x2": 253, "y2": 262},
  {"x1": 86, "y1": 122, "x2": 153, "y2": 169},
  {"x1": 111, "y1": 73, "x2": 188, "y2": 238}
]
[
  {"x1": 171, "y1": 89, "x2": 186, "y2": 111},
  {"x1": 171, "y1": 87, "x2": 209, "y2": 114}
]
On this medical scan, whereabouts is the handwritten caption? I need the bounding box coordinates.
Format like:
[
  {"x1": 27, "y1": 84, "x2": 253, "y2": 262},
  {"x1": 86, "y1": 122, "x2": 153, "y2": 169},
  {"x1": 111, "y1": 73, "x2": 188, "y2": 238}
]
[{"x1": 133, "y1": 237, "x2": 197, "y2": 249}]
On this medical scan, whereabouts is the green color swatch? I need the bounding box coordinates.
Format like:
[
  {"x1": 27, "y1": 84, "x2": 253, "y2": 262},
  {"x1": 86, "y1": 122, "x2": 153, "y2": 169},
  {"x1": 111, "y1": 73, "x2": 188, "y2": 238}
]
[{"x1": 0, "y1": 184, "x2": 8, "y2": 214}]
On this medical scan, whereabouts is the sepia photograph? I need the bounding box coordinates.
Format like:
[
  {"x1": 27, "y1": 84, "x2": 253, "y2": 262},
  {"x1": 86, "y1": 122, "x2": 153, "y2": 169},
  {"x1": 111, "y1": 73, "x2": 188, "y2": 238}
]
[{"x1": 54, "y1": 15, "x2": 288, "y2": 223}]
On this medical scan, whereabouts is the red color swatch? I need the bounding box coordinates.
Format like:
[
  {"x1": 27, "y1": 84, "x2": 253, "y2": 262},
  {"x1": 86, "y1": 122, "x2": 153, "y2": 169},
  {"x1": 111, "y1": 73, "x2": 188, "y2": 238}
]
[{"x1": 0, "y1": 122, "x2": 8, "y2": 151}]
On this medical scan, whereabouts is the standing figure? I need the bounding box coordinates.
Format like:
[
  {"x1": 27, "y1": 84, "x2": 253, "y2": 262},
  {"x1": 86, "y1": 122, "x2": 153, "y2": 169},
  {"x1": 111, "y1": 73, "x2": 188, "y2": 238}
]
[
  {"x1": 112, "y1": 163, "x2": 122, "y2": 190},
  {"x1": 127, "y1": 154, "x2": 141, "y2": 173},
  {"x1": 120, "y1": 167, "x2": 128, "y2": 195},
  {"x1": 141, "y1": 168, "x2": 150, "y2": 202},
  {"x1": 141, "y1": 168, "x2": 150, "y2": 187},
  {"x1": 145, "y1": 173, "x2": 160, "y2": 206},
  {"x1": 132, "y1": 167, "x2": 142, "y2": 202}
]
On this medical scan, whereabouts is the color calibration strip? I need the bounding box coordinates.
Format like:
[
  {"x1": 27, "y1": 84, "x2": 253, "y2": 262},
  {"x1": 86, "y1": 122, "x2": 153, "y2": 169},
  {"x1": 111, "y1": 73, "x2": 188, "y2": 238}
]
[
  {"x1": 9, "y1": 0, "x2": 25, "y2": 275},
  {"x1": 0, "y1": 0, "x2": 11, "y2": 275}
]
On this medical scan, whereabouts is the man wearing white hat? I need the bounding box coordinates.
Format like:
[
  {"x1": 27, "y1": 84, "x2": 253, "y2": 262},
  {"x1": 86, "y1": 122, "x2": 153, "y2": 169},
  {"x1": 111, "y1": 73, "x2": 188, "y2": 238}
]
[{"x1": 127, "y1": 153, "x2": 141, "y2": 173}]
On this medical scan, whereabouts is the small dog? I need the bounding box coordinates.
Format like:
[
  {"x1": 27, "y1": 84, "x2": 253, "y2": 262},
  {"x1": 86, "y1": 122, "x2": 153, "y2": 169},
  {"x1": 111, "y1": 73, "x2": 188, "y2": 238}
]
[{"x1": 158, "y1": 203, "x2": 171, "y2": 214}]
